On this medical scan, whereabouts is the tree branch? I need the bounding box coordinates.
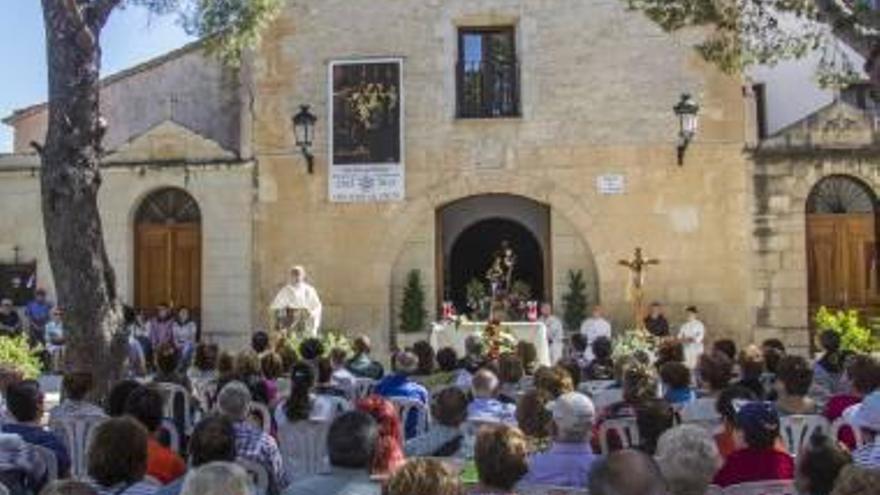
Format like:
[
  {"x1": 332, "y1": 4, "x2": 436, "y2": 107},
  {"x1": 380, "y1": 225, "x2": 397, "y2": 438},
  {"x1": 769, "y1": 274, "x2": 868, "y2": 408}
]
[
  {"x1": 90, "y1": 0, "x2": 124, "y2": 29},
  {"x1": 813, "y1": 0, "x2": 878, "y2": 58},
  {"x1": 60, "y1": 0, "x2": 96, "y2": 51}
]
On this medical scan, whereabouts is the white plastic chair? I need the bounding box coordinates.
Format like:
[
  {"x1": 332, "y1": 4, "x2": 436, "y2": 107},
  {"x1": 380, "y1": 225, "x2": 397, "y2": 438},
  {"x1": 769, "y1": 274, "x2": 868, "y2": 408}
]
[
  {"x1": 390, "y1": 397, "x2": 431, "y2": 438},
  {"x1": 276, "y1": 420, "x2": 331, "y2": 477},
  {"x1": 49, "y1": 414, "x2": 106, "y2": 478},
  {"x1": 598, "y1": 418, "x2": 639, "y2": 454},
  {"x1": 237, "y1": 457, "x2": 270, "y2": 494},
  {"x1": 779, "y1": 414, "x2": 830, "y2": 455},
  {"x1": 32, "y1": 445, "x2": 58, "y2": 482},
  {"x1": 154, "y1": 382, "x2": 194, "y2": 435},
  {"x1": 353, "y1": 378, "x2": 375, "y2": 399},
  {"x1": 158, "y1": 418, "x2": 182, "y2": 453},
  {"x1": 831, "y1": 416, "x2": 866, "y2": 448},
  {"x1": 248, "y1": 401, "x2": 273, "y2": 434},
  {"x1": 721, "y1": 479, "x2": 797, "y2": 495}
]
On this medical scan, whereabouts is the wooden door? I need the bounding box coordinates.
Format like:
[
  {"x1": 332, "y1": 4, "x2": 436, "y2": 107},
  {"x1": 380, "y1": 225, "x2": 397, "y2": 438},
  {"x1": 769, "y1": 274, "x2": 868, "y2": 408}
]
[
  {"x1": 807, "y1": 214, "x2": 878, "y2": 314},
  {"x1": 135, "y1": 223, "x2": 201, "y2": 314}
]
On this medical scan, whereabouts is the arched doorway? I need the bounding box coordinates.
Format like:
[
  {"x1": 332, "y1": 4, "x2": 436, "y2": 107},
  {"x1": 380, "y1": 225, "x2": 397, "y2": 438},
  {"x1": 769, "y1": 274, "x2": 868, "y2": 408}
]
[
  {"x1": 448, "y1": 218, "x2": 544, "y2": 313},
  {"x1": 806, "y1": 175, "x2": 878, "y2": 318},
  {"x1": 437, "y1": 194, "x2": 551, "y2": 316},
  {"x1": 134, "y1": 188, "x2": 202, "y2": 320}
]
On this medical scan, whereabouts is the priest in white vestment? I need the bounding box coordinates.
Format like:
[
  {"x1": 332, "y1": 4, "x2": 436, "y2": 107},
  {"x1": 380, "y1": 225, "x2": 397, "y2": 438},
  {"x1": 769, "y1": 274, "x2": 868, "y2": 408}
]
[
  {"x1": 539, "y1": 303, "x2": 565, "y2": 365},
  {"x1": 579, "y1": 305, "x2": 612, "y2": 362},
  {"x1": 678, "y1": 305, "x2": 705, "y2": 368},
  {"x1": 270, "y1": 266, "x2": 323, "y2": 337}
]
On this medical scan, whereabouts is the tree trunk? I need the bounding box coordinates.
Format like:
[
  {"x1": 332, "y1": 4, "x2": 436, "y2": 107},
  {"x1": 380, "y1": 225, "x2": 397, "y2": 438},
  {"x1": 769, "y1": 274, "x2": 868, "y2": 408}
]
[{"x1": 40, "y1": 0, "x2": 126, "y2": 400}]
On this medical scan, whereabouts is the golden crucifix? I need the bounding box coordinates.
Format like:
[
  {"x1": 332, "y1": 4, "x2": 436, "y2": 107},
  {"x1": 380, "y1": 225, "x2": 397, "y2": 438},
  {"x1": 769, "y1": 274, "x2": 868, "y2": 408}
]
[{"x1": 618, "y1": 247, "x2": 660, "y2": 329}]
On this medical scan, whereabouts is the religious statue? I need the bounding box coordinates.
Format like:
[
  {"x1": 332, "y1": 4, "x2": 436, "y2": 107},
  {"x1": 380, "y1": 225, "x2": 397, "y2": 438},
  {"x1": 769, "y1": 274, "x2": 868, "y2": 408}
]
[
  {"x1": 270, "y1": 265, "x2": 323, "y2": 338},
  {"x1": 618, "y1": 247, "x2": 660, "y2": 330},
  {"x1": 486, "y1": 240, "x2": 517, "y2": 297}
]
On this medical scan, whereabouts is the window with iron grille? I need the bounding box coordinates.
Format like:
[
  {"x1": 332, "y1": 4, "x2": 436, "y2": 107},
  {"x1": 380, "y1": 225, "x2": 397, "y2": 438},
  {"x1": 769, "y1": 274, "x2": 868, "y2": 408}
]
[{"x1": 456, "y1": 27, "x2": 519, "y2": 118}]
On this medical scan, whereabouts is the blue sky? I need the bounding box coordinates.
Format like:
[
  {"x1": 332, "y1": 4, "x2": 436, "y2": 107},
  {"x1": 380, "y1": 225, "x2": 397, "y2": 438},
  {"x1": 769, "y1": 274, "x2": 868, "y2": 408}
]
[{"x1": 0, "y1": 3, "x2": 194, "y2": 152}]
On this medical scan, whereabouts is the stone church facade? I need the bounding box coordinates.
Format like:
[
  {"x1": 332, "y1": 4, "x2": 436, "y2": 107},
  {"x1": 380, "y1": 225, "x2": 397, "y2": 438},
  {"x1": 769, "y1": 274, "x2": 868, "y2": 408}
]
[{"x1": 1, "y1": 0, "x2": 874, "y2": 355}]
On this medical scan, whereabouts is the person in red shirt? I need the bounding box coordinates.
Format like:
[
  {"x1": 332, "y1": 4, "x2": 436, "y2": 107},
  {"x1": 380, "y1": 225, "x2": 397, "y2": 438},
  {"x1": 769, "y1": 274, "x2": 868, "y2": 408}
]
[
  {"x1": 713, "y1": 401, "x2": 794, "y2": 487},
  {"x1": 123, "y1": 385, "x2": 187, "y2": 484},
  {"x1": 824, "y1": 354, "x2": 880, "y2": 449}
]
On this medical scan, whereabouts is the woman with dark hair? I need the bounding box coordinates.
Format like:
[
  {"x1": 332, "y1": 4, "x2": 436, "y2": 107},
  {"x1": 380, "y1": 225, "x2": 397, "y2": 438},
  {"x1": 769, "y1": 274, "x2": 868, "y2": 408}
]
[
  {"x1": 106, "y1": 380, "x2": 143, "y2": 417},
  {"x1": 260, "y1": 352, "x2": 284, "y2": 405},
  {"x1": 795, "y1": 433, "x2": 851, "y2": 495},
  {"x1": 410, "y1": 340, "x2": 435, "y2": 376},
  {"x1": 825, "y1": 354, "x2": 880, "y2": 448},
  {"x1": 680, "y1": 352, "x2": 733, "y2": 425},
  {"x1": 188, "y1": 343, "x2": 220, "y2": 408},
  {"x1": 153, "y1": 342, "x2": 192, "y2": 393},
  {"x1": 516, "y1": 388, "x2": 554, "y2": 452},
  {"x1": 276, "y1": 362, "x2": 317, "y2": 425},
  {"x1": 813, "y1": 330, "x2": 847, "y2": 400},
  {"x1": 87, "y1": 417, "x2": 157, "y2": 495},
  {"x1": 355, "y1": 395, "x2": 405, "y2": 478},
  {"x1": 233, "y1": 350, "x2": 270, "y2": 404},
  {"x1": 123, "y1": 386, "x2": 186, "y2": 484},
  {"x1": 497, "y1": 352, "x2": 525, "y2": 403},
  {"x1": 584, "y1": 336, "x2": 614, "y2": 380},
  {"x1": 774, "y1": 355, "x2": 817, "y2": 416}
]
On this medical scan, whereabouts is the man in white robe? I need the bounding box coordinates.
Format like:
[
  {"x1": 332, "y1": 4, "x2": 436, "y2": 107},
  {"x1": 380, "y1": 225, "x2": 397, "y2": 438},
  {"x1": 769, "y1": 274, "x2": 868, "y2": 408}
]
[
  {"x1": 678, "y1": 305, "x2": 705, "y2": 368},
  {"x1": 539, "y1": 303, "x2": 565, "y2": 365},
  {"x1": 579, "y1": 305, "x2": 612, "y2": 362},
  {"x1": 270, "y1": 266, "x2": 323, "y2": 337}
]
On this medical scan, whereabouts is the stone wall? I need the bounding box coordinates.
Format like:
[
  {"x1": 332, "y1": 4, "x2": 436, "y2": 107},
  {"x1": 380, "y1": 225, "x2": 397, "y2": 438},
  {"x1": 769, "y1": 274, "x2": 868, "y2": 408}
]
[
  {"x1": 251, "y1": 0, "x2": 755, "y2": 355},
  {"x1": 6, "y1": 43, "x2": 242, "y2": 156},
  {"x1": 753, "y1": 101, "x2": 880, "y2": 353}
]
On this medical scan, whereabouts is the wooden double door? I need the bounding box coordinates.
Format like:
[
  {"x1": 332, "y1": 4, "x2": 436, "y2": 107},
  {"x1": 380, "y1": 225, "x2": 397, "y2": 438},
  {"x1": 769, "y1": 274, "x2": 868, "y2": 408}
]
[
  {"x1": 807, "y1": 213, "x2": 879, "y2": 315},
  {"x1": 135, "y1": 223, "x2": 201, "y2": 316}
]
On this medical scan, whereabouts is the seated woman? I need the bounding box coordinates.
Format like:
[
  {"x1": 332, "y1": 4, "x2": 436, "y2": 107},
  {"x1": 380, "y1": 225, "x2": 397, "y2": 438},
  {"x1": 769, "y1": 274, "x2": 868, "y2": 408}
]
[
  {"x1": 660, "y1": 361, "x2": 695, "y2": 406},
  {"x1": 825, "y1": 354, "x2": 880, "y2": 449},
  {"x1": 584, "y1": 337, "x2": 614, "y2": 381},
  {"x1": 497, "y1": 352, "x2": 525, "y2": 403},
  {"x1": 656, "y1": 425, "x2": 722, "y2": 495},
  {"x1": 152, "y1": 343, "x2": 192, "y2": 393},
  {"x1": 355, "y1": 395, "x2": 405, "y2": 479},
  {"x1": 812, "y1": 330, "x2": 847, "y2": 402},
  {"x1": 386, "y1": 458, "x2": 460, "y2": 495},
  {"x1": 680, "y1": 352, "x2": 733, "y2": 426},
  {"x1": 774, "y1": 355, "x2": 818, "y2": 416},
  {"x1": 87, "y1": 417, "x2": 159, "y2": 495},
  {"x1": 405, "y1": 387, "x2": 468, "y2": 457},
  {"x1": 473, "y1": 425, "x2": 529, "y2": 495},
  {"x1": 712, "y1": 402, "x2": 794, "y2": 487},
  {"x1": 187, "y1": 343, "x2": 219, "y2": 409},
  {"x1": 714, "y1": 385, "x2": 758, "y2": 459},
  {"x1": 795, "y1": 433, "x2": 851, "y2": 495},
  {"x1": 49, "y1": 372, "x2": 106, "y2": 422},
  {"x1": 346, "y1": 336, "x2": 384, "y2": 380}
]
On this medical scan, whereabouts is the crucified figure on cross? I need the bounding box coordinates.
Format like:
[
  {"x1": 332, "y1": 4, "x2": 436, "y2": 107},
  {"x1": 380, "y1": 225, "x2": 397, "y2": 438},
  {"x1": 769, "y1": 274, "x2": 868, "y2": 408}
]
[{"x1": 618, "y1": 247, "x2": 660, "y2": 329}]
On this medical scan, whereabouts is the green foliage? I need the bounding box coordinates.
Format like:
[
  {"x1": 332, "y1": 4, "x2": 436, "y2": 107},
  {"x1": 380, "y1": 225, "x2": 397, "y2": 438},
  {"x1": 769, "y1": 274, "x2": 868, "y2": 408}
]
[
  {"x1": 129, "y1": 0, "x2": 284, "y2": 65},
  {"x1": 0, "y1": 335, "x2": 42, "y2": 380},
  {"x1": 814, "y1": 306, "x2": 879, "y2": 353},
  {"x1": 399, "y1": 270, "x2": 427, "y2": 334},
  {"x1": 612, "y1": 329, "x2": 655, "y2": 361},
  {"x1": 562, "y1": 270, "x2": 588, "y2": 331},
  {"x1": 622, "y1": 0, "x2": 865, "y2": 87}
]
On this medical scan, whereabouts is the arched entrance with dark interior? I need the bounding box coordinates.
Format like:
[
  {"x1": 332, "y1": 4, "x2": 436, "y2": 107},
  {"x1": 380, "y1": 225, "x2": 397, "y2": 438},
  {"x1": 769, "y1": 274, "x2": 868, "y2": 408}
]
[{"x1": 437, "y1": 195, "x2": 550, "y2": 315}]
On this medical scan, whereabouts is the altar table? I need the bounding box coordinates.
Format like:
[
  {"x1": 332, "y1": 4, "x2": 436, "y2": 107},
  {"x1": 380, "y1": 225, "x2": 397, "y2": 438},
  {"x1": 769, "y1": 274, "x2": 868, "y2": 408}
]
[{"x1": 429, "y1": 321, "x2": 551, "y2": 366}]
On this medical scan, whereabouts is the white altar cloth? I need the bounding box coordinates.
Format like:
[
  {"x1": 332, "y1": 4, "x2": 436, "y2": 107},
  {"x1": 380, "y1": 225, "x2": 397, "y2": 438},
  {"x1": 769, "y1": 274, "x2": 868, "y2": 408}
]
[{"x1": 429, "y1": 321, "x2": 551, "y2": 366}]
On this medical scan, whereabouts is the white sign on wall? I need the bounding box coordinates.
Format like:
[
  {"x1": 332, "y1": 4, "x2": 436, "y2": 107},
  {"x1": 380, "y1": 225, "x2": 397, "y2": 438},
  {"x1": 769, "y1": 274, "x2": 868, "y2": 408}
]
[
  {"x1": 328, "y1": 58, "x2": 405, "y2": 203},
  {"x1": 596, "y1": 174, "x2": 626, "y2": 195}
]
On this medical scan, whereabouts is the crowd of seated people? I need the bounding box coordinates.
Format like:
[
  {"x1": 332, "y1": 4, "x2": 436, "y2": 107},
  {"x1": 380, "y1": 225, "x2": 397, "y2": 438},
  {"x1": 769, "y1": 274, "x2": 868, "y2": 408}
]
[{"x1": 2, "y1": 326, "x2": 880, "y2": 495}]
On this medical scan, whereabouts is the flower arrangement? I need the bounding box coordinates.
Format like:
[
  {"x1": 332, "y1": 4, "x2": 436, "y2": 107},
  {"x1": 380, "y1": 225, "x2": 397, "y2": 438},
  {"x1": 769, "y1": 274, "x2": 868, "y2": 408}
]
[
  {"x1": 814, "y1": 306, "x2": 879, "y2": 353},
  {"x1": 480, "y1": 320, "x2": 518, "y2": 361},
  {"x1": 285, "y1": 328, "x2": 353, "y2": 359},
  {"x1": 612, "y1": 329, "x2": 656, "y2": 363}
]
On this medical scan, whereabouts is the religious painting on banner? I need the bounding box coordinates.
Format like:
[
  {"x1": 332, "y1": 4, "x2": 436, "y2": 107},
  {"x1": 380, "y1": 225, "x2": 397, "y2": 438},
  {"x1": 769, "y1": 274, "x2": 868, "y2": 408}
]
[{"x1": 329, "y1": 58, "x2": 404, "y2": 202}]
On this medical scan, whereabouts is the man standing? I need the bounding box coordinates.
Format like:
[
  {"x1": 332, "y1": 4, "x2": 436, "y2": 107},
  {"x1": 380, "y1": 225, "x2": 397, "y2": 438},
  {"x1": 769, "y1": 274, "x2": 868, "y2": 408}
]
[
  {"x1": 579, "y1": 305, "x2": 612, "y2": 362},
  {"x1": 24, "y1": 289, "x2": 53, "y2": 346},
  {"x1": 523, "y1": 392, "x2": 597, "y2": 488},
  {"x1": 643, "y1": 302, "x2": 669, "y2": 338},
  {"x1": 539, "y1": 303, "x2": 565, "y2": 364},
  {"x1": 270, "y1": 265, "x2": 323, "y2": 337},
  {"x1": 0, "y1": 299, "x2": 22, "y2": 337},
  {"x1": 678, "y1": 306, "x2": 705, "y2": 369}
]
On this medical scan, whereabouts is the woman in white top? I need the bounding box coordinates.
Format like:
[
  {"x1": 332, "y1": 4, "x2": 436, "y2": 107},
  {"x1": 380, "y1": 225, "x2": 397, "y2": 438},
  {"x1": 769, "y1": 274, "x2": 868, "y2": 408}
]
[
  {"x1": 678, "y1": 306, "x2": 705, "y2": 369},
  {"x1": 173, "y1": 306, "x2": 198, "y2": 371}
]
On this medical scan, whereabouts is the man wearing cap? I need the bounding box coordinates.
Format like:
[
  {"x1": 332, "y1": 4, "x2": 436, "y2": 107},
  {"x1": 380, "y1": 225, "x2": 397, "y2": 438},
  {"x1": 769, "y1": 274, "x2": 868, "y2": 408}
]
[
  {"x1": 713, "y1": 402, "x2": 794, "y2": 487},
  {"x1": 374, "y1": 351, "x2": 429, "y2": 439},
  {"x1": 846, "y1": 390, "x2": 880, "y2": 468},
  {"x1": 522, "y1": 392, "x2": 597, "y2": 488}
]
